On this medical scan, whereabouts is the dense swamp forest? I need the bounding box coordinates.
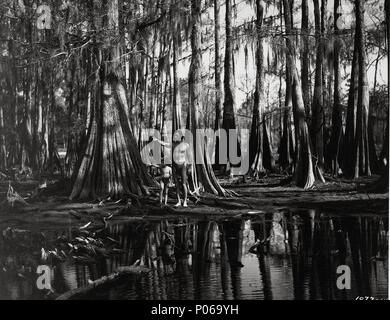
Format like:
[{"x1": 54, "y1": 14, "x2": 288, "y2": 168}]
[{"x1": 0, "y1": 0, "x2": 388, "y2": 301}]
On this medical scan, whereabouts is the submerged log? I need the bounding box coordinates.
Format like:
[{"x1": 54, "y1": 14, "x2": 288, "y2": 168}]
[{"x1": 56, "y1": 265, "x2": 151, "y2": 300}]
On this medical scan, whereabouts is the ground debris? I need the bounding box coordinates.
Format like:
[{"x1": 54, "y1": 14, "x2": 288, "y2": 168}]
[{"x1": 5, "y1": 184, "x2": 28, "y2": 207}]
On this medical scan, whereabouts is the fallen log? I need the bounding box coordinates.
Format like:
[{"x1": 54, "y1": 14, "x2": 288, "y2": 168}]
[{"x1": 56, "y1": 265, "x2": 151, "y2": 300}]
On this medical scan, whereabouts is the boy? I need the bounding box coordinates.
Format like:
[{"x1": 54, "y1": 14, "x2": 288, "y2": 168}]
[{"x1": 159, "y1": 164, "x2": 172, "y2": 206}]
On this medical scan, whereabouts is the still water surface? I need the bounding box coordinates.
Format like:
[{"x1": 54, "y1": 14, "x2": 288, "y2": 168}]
[{"x1": 0, "y1": 209, "x2": 388, "y2": 300}]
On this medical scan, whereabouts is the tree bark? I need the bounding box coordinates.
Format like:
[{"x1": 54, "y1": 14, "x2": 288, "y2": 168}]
[
  {"x1": 311, "y1": 0, "x2": 325, "y2": 172},
  {"x1": 343, "y1": 40, "x2": 359, "y2": 177},
  {"x1": 213, "y1": 0, "x2": 222, "y2": 167},
  {"x1": 301, "y1": 0, "x2": 311, "y2": 120},
  {"x1": 65, "y1": 57, "x2": 77, "y2": 177},
  {"x1": 367, "y1": 42, "x2": 382, "y2": 174},
  {"x1": 283, "y1": 0, "x2": 316, "y2": 188},
  {"x1": 70, "y1": 0, "x2": 154, "y2": 199},
  {"x1": 187, "y1": 0, "x2": 227, "y2": 196},
  {"x1": 370, "y1": 0, "x2": 389, "y2": 192},
  {"x1": 0, "y1": 104, "x2": 6, "y2": 169},
  {"x1": 149, "y1": 31, "x2": 158, "y2": 129},
  {"x1": 222, "y1": 0, "x2": 239, "y2": 172},
  {"x1": 329, "y1": 0, "x2": 343, "y2": 176},
  {"x1": 344, "y1": 0, "x2": 371, "y2": 179},
  {"x1": 249, "y1": 0, "x2": 265, "y2": 176},
  {"x1": 381, "y1": 0, "x2": 389, "y2": 165},
  {"x1": 278, "y1": 5, "x2": 294, "y2": 171},
  {"x1": 172, "y1": 33, "x2": 182, "y2": 134}
]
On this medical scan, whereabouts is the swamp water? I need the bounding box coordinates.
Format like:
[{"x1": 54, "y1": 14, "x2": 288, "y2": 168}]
[{"x1": 0, "y1": 209, "x2": 388, "y2": 300}]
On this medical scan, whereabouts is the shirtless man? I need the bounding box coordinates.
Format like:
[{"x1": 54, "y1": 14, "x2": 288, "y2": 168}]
[
  {"x1": 173, "y1": 135, "x2": 191, "y2": 207},
  {"x1": 159, "y1": 164, "x2": 172, "y2": 205}
]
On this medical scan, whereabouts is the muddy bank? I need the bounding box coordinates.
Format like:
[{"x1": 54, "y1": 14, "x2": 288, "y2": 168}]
[{"x1": 0, "y1": 175, "x2": 387, "y2": 232}]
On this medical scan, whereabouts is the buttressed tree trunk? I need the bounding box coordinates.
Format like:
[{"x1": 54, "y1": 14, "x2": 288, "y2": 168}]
[
  {"x1": 70, "y1": 0, "x2": 154, "y2": 199},
  {"x1": 283, "y1": 0, "x2": 316, "y2": 188},
  {"x1": 354, "y1": 0, "x2": 371, "y2": 178},
  {"x1": 249, "y1": 0, "x2": 265, "y2": 176},
  {"x1": 344, "y1": 0, "x2": 371, "y2": 178},
  {"x1": 249, "y1": 0, "x2": 274, "y2": 176},
  {"x1": 279, "y1": 98, "x2": 294, "y2": 171},
  {"x1": 222, "y1": 0, "x2": 240, "y2": 172},
  {"x1": 278, "y1": 6, "x2": 294, "y2": 172},
  {"x1": 187, "y1": 0, "x2": 227, "y2": 196}
]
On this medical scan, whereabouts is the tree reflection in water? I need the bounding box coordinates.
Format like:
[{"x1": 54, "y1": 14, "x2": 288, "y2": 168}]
[{"x1": 0, "y1": 210, "x2": 388, "y2": 300}]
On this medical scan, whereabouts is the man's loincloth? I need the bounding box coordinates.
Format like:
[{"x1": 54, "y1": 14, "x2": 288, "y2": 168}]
[{"x1": 174, "y1": 163, "x2": 188, "y2": 183}]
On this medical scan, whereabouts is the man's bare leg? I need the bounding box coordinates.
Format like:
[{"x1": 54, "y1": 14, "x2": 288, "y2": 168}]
[
  {"x1": 164, "y1": 185, "x2": 169, "y2": 205},
  {"x1": 159, "y1": 181, "x2": 164, "y2": 205},
  {"x1": 175, "y1": 181, "x2": 181, "y2": 207},
  {"x1": 182, "y1": 183, "x2": 188, "y2": 207}
]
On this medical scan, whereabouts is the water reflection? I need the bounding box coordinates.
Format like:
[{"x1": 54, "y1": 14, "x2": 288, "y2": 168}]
[{"x1": 0, "y1": 210, "x2": 388, "y2": 300}]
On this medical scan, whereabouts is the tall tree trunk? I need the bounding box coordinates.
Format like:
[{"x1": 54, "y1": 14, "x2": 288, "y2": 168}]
[
  {"x1": 381, "y1": 0, "x2": 389, "y2": 164},
  {"x1": 343, "y1": 40, "x2": 359, "y2": 177},
  {"x1": 172, "y1": 33, "x2": 182, "y2": 135},
  {"x1": 312, "y1": 0, "x2": 325, "y2": 173},
  {"x1": 36, "y1": 69, "x2": 45, "y2": 172},
  {"x1": 65, "y1": 57, "x2": 77, "y2": 177},
  {"x1": 330, "y1": 0, "x2": 343, "y2": 176},
  {"x1": 149, "y1": 31, "x2": 158, "y2": 129},
  {"x1": 367, "y1": 45, "x2": 382, "y2": 174},
  {"x1": 249, "y1": 0, "x2": 265, "y2": 176},
  {"x1": 161, "y1": 54, "x2": 170, "y2": 140},
  {"x1": 321, "y1": 0, "x2": 329, "y2": 136},
  {"x1": 187, "y1": 0, "x2": 227, "y2": 196},
  {"x1": 350, "y1": 0, "x2": 371, "y2": 178},
  {"x1": 283, "y1": 0, "x2": 316, "y2": 188},
  {"x1": 0, "y1": 17, "x2": 8, "y2": 169},
  {"x1": 0, "y1": 104, "x2": 6, "y2": 169},
  {"x1": 10, "y1": 42, "x2": 18, "y2": 167},
  {"x1": 213, "y1": 0, "x2": 222, "y2": 167},
  {"x1": 262, "y1": 113, "x2": 275, "y2": 170},
  {"x1": 371, "y1": 0, "x2": 389, "y2": 191},
  {"x1": 278, "y1": 5, "x2": 293, "y2": 171},
  {"x1": 301, "y1": 0, "x2": 310, "y2": 120},
  {"x1": 20, "y1": 65, "x2": 34, "y2": 170},
  {"x1": 70, "y1": 0, "x2": 154, "y2": 199},
  {"x1": 138, "y1": 43, "x2": 148, "y2": 150},
  {"x1": 222, "y1": 0, "x2": 239, "y2": 172}
]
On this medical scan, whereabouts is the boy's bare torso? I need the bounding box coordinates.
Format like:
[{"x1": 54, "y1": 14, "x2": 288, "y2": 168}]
[{"x1": 161, "y1": 165, "x2": 172, "y2": 179}]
